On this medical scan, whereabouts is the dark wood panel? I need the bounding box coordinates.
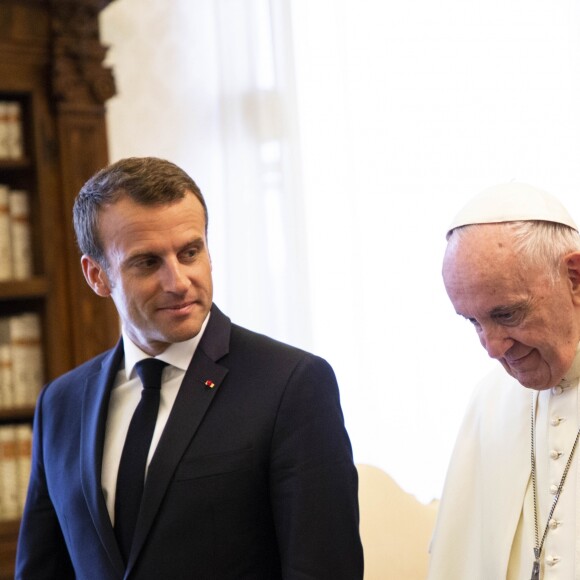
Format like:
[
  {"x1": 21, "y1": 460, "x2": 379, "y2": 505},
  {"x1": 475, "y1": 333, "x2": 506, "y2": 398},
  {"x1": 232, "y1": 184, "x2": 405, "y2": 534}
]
[
  {"x1": 0, "y1": 519, "x2": 19, "y2": 580},
  {"x1": 57, "y1": 112, "x2": 120, "y2": 367}
]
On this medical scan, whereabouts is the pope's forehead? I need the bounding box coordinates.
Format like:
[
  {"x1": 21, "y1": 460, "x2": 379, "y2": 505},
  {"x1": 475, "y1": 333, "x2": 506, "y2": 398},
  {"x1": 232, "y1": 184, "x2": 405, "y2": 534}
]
[
  {"x1": 443, "y1": 228, "x2": 548, "y2": 305},
  {"x1": 445, "y1": 224, "x2": 518, "y2": 262},
  {"x1": 442, "y1": 227, "x2": 538, "y2": 292}
]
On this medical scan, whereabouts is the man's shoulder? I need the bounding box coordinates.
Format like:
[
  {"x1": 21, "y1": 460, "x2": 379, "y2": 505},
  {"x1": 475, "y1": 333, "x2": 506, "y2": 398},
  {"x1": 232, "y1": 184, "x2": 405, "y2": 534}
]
[
  {"x1": 229, "y1": 322, "x2": 318, "y2": 361},
  {"x1": 231, "y1": 322, "x2": 301, "y2": 350},
  {"x1": 209, "y1": 304, "x2": 313, "y2": 356},
  {"x1": 225, "y1": 322, "x2": 334, "y2": 380},
  {"x1": 43, "y1": 345, "x2": 119, "y2": 397}
]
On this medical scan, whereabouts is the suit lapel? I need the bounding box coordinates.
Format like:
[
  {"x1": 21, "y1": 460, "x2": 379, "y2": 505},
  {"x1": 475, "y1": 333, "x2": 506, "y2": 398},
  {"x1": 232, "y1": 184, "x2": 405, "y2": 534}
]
[
  {"x1": 80, "y1": 341, "x2": 126, "y2": 577},
  {"x1": 127, "y1": 305, "x2": 231, "y2": 572}
]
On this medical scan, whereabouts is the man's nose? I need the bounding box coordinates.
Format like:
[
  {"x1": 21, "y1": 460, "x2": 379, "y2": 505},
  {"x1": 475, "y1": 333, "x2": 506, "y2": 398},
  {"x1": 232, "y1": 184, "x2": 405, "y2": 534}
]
[
  {"x1": 160, "y1": 259, "x2": 190, "y2": 292},
  {"x1": 479, "y1": 325, "x2": 513, "y2": 359}
]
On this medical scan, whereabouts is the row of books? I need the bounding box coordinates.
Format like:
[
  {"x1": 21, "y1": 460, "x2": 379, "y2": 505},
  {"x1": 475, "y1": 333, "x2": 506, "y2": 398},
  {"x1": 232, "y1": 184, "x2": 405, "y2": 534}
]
[
  {"x1": 0, "y1": 424, "x2": 32, "y2": 521},
  {"x1": 0, "y1": 313, "x2": 44, "y2": 410},
  {"x1": 0, "y1": 101, "x2": 24, "y2": 160},
  {"x1": 0, "y1": 186, "x2": 33, "y2": 281}
]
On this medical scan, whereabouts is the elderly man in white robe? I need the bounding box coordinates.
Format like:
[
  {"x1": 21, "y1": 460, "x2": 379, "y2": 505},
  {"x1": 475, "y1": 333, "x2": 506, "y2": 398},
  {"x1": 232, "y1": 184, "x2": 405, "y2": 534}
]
[{"x1": 428, "y1": 183, "x2": 580, "y2": 580}]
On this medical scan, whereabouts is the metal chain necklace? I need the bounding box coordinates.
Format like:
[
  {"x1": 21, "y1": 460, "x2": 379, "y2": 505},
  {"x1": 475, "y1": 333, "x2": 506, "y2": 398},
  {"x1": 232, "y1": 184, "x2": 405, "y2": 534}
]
[{"x1": 530, "y1": 394, "x2": 580, "y2": 580}]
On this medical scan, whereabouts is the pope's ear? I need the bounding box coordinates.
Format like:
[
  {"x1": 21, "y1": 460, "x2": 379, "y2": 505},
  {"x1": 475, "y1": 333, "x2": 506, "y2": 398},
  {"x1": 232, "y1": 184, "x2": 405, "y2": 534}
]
[{"x1": 81, "y1": 255, "x2": 112, "y2": 297}]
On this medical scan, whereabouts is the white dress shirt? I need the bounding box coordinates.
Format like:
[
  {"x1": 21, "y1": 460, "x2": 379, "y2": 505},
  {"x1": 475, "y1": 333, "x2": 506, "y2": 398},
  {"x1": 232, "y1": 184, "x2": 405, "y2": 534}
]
[{"x1": 101, "y1": 314, "x2": 210, "y2": 526}]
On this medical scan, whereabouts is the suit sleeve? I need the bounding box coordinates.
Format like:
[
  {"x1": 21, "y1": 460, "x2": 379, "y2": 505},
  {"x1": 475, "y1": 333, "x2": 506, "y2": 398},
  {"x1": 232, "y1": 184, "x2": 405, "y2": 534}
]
[
  {"x1": 269, "y1": 354, "x2": 364, "y2": 579},
  {"x1": 15, "y1": 386, "x2": 75, "y2": 580}
]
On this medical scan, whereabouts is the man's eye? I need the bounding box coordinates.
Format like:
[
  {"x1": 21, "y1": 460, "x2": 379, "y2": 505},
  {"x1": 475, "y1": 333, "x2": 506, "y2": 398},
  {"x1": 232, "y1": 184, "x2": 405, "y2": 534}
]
[
  {"x1": 181, "y1": 247, "x2": 199, "y2": 261},
  {"x1": 135, "y1": 258, "x2": 158, "y2": 269},
  {"x1": 468, "y1": 318, "x2": 481, "y2": 329}
]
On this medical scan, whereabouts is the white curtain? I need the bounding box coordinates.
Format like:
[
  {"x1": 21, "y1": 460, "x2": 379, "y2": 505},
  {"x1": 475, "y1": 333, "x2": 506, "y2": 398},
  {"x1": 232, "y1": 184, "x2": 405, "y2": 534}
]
[
  {"x1": 101, "y1": 0, "x2": 580, "y2": 502},
  {"x1": 289, "y1": 0, "x2": 580, "y2": 501},
  {"x1": 100, "y1": 0, "x2": 309, "y2": 347}
]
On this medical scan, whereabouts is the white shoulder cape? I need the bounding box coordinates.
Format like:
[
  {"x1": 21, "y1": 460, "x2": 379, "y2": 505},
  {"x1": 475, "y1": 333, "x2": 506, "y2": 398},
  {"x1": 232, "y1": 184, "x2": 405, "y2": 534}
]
[{"x1": 428, "y1": 367, "x2": 532, "y2": 579}]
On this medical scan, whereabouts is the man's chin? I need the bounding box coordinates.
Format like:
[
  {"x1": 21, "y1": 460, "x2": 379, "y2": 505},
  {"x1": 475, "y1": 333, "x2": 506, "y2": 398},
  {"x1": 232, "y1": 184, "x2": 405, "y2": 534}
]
[
  {"x1": 167, "y1": 320, "x2": 207, "y2": 343},
  {"x1": 514, "y1": 374, "x2": 553, "y2": 391},
  {"x1": 504, "y1": 365, "x2": 553, "y2": 391}
]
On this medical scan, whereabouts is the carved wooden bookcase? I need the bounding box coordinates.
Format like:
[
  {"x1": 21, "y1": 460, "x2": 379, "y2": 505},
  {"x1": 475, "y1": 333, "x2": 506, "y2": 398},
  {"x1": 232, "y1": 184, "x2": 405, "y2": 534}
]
[{"x1": 0, "y1": 0, "x2": 119, "y2": 576}]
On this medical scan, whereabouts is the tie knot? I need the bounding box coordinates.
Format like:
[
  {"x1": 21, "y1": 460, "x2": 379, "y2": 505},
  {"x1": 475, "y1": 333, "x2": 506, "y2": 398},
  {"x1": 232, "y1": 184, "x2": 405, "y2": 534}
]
[{"x1": 134, "y1": 358, "x2": 168, "y2": 390}]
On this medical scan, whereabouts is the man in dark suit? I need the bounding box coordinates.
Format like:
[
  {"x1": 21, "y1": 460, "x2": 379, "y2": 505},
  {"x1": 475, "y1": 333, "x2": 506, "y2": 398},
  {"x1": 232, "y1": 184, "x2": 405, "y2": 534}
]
[{"x1": 15, "y1": 157, "x2": 363, "y2": 579}]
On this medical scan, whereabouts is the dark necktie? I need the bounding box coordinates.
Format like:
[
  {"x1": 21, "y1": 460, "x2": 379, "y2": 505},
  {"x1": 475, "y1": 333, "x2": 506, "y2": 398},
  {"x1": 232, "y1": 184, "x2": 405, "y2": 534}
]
[{"x1": 114, "y1": 358, "x2": 168, "y2": 563}]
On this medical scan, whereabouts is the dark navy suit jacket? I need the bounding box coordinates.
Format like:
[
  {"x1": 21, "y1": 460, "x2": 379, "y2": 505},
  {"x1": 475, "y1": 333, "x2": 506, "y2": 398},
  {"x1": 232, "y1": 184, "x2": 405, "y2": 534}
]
[{"x1": 16, "y1": 305, "x2": 363, "y2": 579}]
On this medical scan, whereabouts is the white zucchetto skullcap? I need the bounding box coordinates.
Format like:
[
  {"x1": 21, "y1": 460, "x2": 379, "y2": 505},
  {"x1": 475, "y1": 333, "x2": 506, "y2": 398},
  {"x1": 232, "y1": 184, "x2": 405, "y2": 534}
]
[{"x1": 447, "y1": 182, "x2": 578, "y2": 237}]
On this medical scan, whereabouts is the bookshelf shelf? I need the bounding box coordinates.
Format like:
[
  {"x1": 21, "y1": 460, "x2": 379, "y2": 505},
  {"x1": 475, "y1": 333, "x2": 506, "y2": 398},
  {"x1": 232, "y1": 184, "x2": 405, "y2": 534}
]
[
  {"x1": 0, "y1": 277, "x2": 48, "y2": 300},
  {"x1": 0, "y1": 407, "x2": 35, "y2": 422},
  {"x1": 0, "y1": 158, "x2": 32, "y2": 171}
]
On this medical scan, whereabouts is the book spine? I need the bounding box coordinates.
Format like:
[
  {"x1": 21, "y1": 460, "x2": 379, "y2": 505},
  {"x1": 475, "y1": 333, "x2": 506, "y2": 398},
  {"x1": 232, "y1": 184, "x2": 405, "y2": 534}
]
[
  {"x1": 9, "y1": 189, "x2": 33, "y2": 279},
  {"x1": 5, "y1": 101, "x2": 24, "y2": 160},
  {"x1": 0, "y1": 344, "x2": 13, "y2": 410},
  {"x1": 0, "y1": 426, "x2": 19, "y2": 521},
  {"x1": 0, "y1": 184, "x2": 12, "y2": 280},
  {"x1": 0, "y1": 101, "x2": 8, "y2": 159},
  {"x1": 9, "y1": 313, "x2": 43, "y2": 407},
  {"x1": 14, "y1": 424, "x2": 32, "y2": 514},
  {"x1": 0, "y1": 317, "x2": 13, "y2": 410}
]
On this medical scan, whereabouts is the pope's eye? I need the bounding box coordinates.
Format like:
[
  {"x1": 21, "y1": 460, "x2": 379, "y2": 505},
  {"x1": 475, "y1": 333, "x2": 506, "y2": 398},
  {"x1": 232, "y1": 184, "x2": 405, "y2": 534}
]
[{"x1": 493, "y1": 310, "x2": 523, "y2": 326}]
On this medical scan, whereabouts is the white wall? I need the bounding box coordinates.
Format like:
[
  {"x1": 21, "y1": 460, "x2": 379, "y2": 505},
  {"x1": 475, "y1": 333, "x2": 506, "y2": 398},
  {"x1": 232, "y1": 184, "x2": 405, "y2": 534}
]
[{"x1": 101, "y1": 0, "x2": 580, "y2": 502}]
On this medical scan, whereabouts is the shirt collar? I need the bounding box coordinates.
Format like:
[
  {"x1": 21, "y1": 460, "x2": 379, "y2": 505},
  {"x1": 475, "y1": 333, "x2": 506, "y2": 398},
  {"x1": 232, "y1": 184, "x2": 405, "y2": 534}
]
[{"x1": 122, "y1": 312, "x2": 211, "y2": 379}]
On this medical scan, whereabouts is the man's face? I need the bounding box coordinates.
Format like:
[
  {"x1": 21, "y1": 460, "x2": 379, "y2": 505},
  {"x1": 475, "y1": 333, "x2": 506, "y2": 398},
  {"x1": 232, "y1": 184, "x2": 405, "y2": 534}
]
[
  {"x1": 82, "y1": 192, "x2": 213, "y2": 356},
  {"x1": 442, "y1": 225, "x2": 580, "y2": 390}
]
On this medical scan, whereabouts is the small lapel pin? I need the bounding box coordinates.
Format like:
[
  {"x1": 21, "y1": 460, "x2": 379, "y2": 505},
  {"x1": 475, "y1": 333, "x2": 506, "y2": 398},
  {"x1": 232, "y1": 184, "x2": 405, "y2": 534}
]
[{"x1": 204, "y1": 380, "x2": 215, "y2": 389}]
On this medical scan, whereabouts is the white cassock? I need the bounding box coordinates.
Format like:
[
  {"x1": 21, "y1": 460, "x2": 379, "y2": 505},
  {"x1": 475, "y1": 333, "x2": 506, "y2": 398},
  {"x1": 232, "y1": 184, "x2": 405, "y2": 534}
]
[{"x1": 428, "y1": 346, "x2": 580, "y2": 580}]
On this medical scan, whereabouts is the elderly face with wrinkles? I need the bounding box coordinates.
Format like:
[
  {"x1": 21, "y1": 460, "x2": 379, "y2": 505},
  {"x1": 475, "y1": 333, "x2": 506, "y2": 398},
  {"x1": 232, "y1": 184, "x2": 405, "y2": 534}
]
[{"x1": 443, "y1": 224, "x2": 580, "y2": 390}]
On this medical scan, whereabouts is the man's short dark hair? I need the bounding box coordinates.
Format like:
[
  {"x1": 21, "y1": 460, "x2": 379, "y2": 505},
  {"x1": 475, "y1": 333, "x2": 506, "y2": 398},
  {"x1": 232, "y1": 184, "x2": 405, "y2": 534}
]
[{"x1": 73, "y1": 157, "x2": 208, "y2": 266}]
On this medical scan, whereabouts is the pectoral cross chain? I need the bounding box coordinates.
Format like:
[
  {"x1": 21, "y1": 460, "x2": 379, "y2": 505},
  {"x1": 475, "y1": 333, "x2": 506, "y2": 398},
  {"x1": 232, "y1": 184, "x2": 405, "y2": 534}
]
[{"x1": 530, "y1": 554, "x2": 540, "y2": 580}]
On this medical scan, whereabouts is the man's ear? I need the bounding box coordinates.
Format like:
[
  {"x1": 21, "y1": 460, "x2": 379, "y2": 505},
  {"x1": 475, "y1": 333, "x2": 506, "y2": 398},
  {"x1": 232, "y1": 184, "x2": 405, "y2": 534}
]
[
  {"x1": 564, "y1": 252, "x2": 580, "y2": 303},
  {"x1": 81, "y1": 255, "x2": 112, "y2": 297}
]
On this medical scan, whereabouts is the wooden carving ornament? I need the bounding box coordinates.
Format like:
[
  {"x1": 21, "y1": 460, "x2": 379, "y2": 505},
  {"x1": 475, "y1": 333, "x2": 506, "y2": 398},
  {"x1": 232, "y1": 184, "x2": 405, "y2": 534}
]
[{"x1": 49, "y1": 0, "x2": 116, "y2": 105}]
